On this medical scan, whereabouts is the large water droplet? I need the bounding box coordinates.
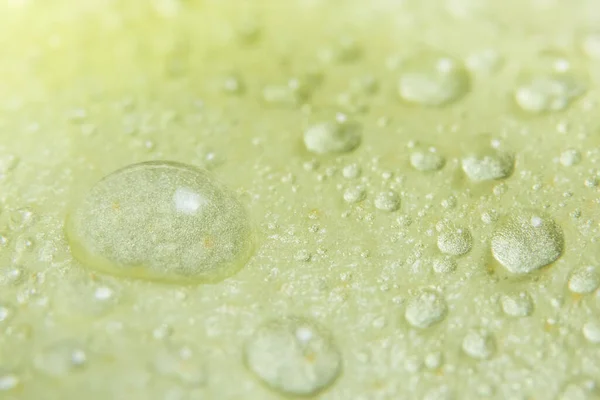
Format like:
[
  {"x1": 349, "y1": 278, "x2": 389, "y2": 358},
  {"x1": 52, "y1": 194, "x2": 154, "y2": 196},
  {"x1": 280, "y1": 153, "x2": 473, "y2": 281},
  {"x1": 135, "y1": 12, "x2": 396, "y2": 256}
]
[
  {"x1": 66, "y1": 161, "x2": 254, "y2": 284},
  {"x1": 397, "y1": 52, "x2": 470, "y2": 107},
  {"x1": 437, "y1": 225, "x2": 473, "y2": 256},
  {"x1": 244, "y1": 317, "x2": 341, "y2": 396},
  {"x1": 491, "y1": 210, "x2": 564, "y2": 274}
]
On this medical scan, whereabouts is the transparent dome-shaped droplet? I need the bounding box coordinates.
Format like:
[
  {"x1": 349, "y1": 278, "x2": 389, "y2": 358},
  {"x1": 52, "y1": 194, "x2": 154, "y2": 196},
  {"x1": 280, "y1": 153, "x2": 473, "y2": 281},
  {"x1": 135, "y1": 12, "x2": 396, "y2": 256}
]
[
  {"x1": 410, "y1": 147, "x2": 446, "y2": 172},
  {"x1": 513, "y1": 56, "x2": 587, "y2": 114},
  {"x1": 568, "y1": 266, "x2": 600, "y2": 294},
  {"x1": 583, "y1": 320, "x2": 600, "y2": 344},
  {"x1": 33, "y1": 340, "x2": 88, "y2": 377},
  {"x1": 405, "y1": 290, "x2": 447, "y2": 329},
  {"x1": 437, "y1": 226, "x2": 472, "y2": 256},
  {"x1": 66, "y1": 161, "x2": 254, "y2": 284},
  {"x1": 398, "y1": 53, "x2": 470, "y2": 107},
  {"x1": 500, "y1": 291, "x2": 534, "y2": 317},
  {"x1": 374, "y1": 191, "x2": 401, "y2": 212},
  {"x1": 461, "y1": 149, "x2": 514, "y2": 182},
  {"x1": 491, "y1": 210, "x2": 564, "y2": 274},
  {"x1": 244, "y1": 316, "x2": 341, "y2": 396},
  {"x1": 462, "y1": 329, "x2": 495, "y2": 360},
  {"x1": 303, "y1": 119, "x2": 361, "y2": 155}
]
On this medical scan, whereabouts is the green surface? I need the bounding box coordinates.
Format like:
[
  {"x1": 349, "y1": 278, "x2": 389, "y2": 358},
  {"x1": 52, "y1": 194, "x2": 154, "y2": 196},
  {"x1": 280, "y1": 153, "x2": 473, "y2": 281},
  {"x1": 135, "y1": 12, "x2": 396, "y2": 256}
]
[{"x1": 1, "y1": 1, "x2": 600, "y2": 399}]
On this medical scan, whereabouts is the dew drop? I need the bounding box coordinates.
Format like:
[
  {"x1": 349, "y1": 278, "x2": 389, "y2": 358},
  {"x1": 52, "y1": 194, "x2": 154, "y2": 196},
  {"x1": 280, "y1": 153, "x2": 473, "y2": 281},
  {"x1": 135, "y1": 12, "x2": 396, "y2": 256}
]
[
  {"x1": 491, "y1": 210, "x2": 564, "y2": 274},
  {"x1": 410, "y1": 147, "x2": 446, "y2": 172},
  {"x1": 343, "y1": 186, "x2": 366, "y2": 204},
  {"x1": 582, "y1": 320, "x2": 600, "y2": 344},
  {"x1": 404, "y1": 290, "x2": 448, "y2": 329},
  {"x1": 461, "y1": 149, "x2": 514, "y2": 182},
  {"x1": 374, "y1": 191, "x2": 401, "y2": 212},
  {"x1": 432, "y1": 255, "x2": 456, "y2": 273},
  {"x1": 462, "y1": 329, "x2": 495, "y2": 360},
  {"x1": 514, "y1": 58, "x2": 587, "y2": 114},
  {"x1": 437, "y1": 226, "x2": 472, "y2": 256},
  {"x1": 500, "y1": 291, "x2": 534, "y2": 318},
  {"x1": 342, "y1": 163, "x2": 361, "y2": 179},
  {"x1": 244, "y1": 317, "x2": 342, "y2": 396},
  {"x1": 65, "y1": 161, "x2": 254, "y2": 284},
  {"x1": 0, "y1": 371, "x2": 19, "y2": 392},
  {"x1": 398, "y1": 52, "x2": 470, "y2": 107},
  {"x1": 303, "y1": 118, "x2": 361, "y2": 155},
  {"x1": 568, "y1": 266, "x2": 600, "y2": 294},
  {"x1": 560, "y1": 148, "x2": 582, "y2": 167}
]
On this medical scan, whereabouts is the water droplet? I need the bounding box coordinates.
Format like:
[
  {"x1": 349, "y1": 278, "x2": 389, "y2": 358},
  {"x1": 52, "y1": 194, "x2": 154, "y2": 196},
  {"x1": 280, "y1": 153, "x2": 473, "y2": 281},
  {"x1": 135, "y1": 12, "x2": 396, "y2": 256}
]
[
  {"x1": 342, "y1": 163, "x2": 361, "y2": 179},
  {"x1": 491, "y1": 210, "x2": 564, "y2": 274},
  {"x1": 303, "y1": 119, "x2": 361, "y2": 155},
  {"x1": 500, "y1": 291, "x2": 533, "y2": 317},
  {"x1": 583, "y1": 320, "x2": 600, "y2": 344},
  {"x1": 34, "y1": 340, "x2": 87, "y2": 377},
  {"x1": 0, "y1": 371, "x2": 19, "y2": 392},
  {"x1": 424, "y1": 352, "x2": 443, "y2": 369},
  {"x1": 0, "y1": 303, "x2": 14, "y2": 324},
  {"x1": 514, "y1": 63, "x2": 587, "y2": 114},
  {"x1": 437, "y1": 226, "x2": 472, "y2": 256},
  {"x1": 8, "y1": 208, "x2": 34, "y2": 231},
  {"x1": 404, "y1": 290, "x2": 447, "y2": 329},
  {"x1": 560, "y1": 149, "x2": 582, "y2": 166},
  {"x1": 462, "y1": 329, "x2": 495, "y2": 360},
  {"x1": 461, "y1": 149, "x2": 514, "y2": 182},
  {"x1": 343, "y1": 186, "x2": 366, "y2": 204},
  {"x1": 410, "y1": 147, "x2": 446, "y2": 172},
  {"x1": 465, "y1": 49, "x2": 503, "y2": 74},
  {"x1": 244, "y1": 317, "x2": 341, "y2": 396},
  {"x1": 432, "y1": 256, "x2": 457, "y2": 274},
  {"x1": 568, "y1": 266, "x2": 600, "y2": 294},
  {"x1": 374, "y1": 191, "x2": 401, "y2": 212},
  {"x1": 0, "y1": 266, "x2": 24, "y2": 286},
  {"x1": 66, "y1": 161, "x2": 254, "y2": 284},
  {"x1": 397, "y1": 52, "x2": 470, "y2": 107}
]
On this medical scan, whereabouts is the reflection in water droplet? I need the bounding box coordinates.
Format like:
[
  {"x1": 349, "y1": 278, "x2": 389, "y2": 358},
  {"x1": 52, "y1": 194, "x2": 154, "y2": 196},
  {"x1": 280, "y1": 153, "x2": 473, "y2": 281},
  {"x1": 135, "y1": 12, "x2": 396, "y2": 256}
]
[
  {"x1": 398, "y1": 53, "x2": 470, "y2": 107},
  {"x1": 491, "y1": 210, "x2": 564, "y2": 274},
  {"x1": 244, "y1": 317, "x2": 341, "y2": 396},
  {"x1": 66, "y1": 161, "x2": 253, "y2": 284}
]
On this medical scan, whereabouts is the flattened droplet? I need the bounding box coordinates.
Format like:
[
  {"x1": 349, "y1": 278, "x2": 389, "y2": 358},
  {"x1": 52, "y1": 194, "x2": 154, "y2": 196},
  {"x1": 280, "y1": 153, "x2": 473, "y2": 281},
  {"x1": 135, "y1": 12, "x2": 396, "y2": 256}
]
[
  {"x1": 398, "y1": 52, "x2": 470, "y2": 107},
  {"x1": 568, "y1": 266, "x2": 600, "y2": 294},
  {"x1": 303, "y1": 119, "x2": 361, "y2": 155},
  {"x1": 66, "y1": 161, "x2": 254, "y2": 284},
  {"x1": 244, "y1": 317, "x2": 342, "y2": 396},
  {"x1": 461, "y1": 149, "x2": 514, "y2": 182},
  {"x1": 405, "y1": 290, "x2": 448, "y2": 329},
  {"x1": 491, "y1": 210, "x2": 564, "y2": 274}
]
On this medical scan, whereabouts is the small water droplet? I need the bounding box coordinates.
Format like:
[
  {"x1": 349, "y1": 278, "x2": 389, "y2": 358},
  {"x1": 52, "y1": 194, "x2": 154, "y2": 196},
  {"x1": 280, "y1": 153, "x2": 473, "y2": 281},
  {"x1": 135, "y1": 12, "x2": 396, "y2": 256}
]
[
  {"x1": 560, "y1": 149, "x2": 582, "y2": 166},
  {"x1": 461, "y1": 149, "x2": 514, "y2": 182},
  {"x1": 244, "y1": 317, "x2": 341, "y2": 396},
  {"x1": 568, "y1": 266, "x2": 600, "y2": 294},
  {"x1": 398, "y1": 52, "x2": 470, "y2": 107},
  {"x1": 432, "y1": 256, "x2": 457, "y2": 274},
  {"x1": 462, "y1": 329, "x2": 495, "y2": 360},
  {"x1": 374, "y1": 191, "x2": 401, "y2": 212},
  {"x1": 404, "y1": 290, "x2": 447, "y2": 329},
  {"x1": 34, "y1": 340, "x2": 88, "y2": 377},
  {"x1": 500, "y1": 291, "x2": 534, "y2": 317},
  {"x1": 303, "y1": 119, "x2": 361, "y2": 155},
  {"x1": 343, "y1": 186, "x2": 366, "y2": 204},
  {"x1": 410, "y1": 147, "x2": 446, "y2": 172},
  {"x1": 437, "y1": 225, "x2": 472, "y2": 256}
]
